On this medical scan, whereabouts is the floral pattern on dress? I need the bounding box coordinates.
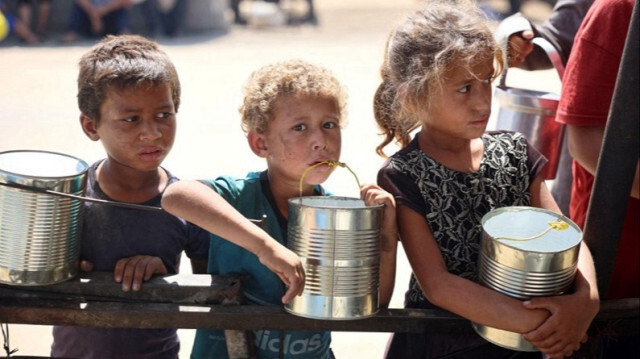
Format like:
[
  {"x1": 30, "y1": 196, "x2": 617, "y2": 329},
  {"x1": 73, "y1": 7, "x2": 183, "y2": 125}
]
[{"x1": 388, "y1": 132, "x2": 532, "y2": 306}]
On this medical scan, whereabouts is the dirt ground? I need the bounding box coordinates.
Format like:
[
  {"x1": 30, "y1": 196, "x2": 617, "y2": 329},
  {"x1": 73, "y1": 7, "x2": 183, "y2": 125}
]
[{"x1": 1, "y1": 0, "x2": 557, "y2": 357}]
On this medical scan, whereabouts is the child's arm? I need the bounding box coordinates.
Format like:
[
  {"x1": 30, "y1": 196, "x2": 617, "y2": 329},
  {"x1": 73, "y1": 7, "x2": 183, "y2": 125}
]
[
  {"x1": 524, "y1": 174, "x2": 600, "y2": 358},
  {"x1": 360, "y1": 184, "x2": 398, "y2": 308},
  {"x1": 161, "y1": 180, "x2": 305, "y2": 304},
  {"x1": 398, "y1": 205, "x2": 550, "y2": 333}
]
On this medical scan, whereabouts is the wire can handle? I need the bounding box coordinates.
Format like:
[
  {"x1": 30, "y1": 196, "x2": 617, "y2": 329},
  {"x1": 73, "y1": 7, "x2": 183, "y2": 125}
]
[{"x1": 298, "y1": 161, "x2": 361, "y2": 199}]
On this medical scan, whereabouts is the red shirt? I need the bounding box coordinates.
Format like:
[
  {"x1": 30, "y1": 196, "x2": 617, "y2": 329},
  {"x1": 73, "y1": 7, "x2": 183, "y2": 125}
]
[{"x1": 556, "y1": 0, "x2": 638, "y2": 299}]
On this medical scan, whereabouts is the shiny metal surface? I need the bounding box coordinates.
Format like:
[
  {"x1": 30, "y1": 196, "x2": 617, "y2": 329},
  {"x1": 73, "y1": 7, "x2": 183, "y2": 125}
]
[
  {"x1": 494, "y1": 87, "x2": 563, "y2": 180},
  {"x1": 473, "y1": 206, "x2": 582, "y2": 351},
  {"x1": 472, "y1": 323, "x2": 538, "y2": 352},
  {"x1": 494, "y1": 37, "x2": 565, "y2": 180},
  {"x1": 285, "y1": 196, "x2": 382, "y2": 320},
  {"x1": 0, "y1": 150, "x2": 88, "y2": 286}
]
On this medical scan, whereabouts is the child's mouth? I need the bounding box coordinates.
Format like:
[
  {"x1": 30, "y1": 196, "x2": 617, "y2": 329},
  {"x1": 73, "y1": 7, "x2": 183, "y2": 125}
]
[{"x1": 140, "y1": 149, "x2": 163, "y2": 161}]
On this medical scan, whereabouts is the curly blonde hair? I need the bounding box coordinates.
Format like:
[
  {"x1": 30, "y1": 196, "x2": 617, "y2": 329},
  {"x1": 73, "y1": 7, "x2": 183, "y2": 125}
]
[
  {"x1": 240, "y1": 59, "x2": 348, "y2": 134},
  {"x1": 374, "y1": 0, "x2": 504, "y2": 157}
]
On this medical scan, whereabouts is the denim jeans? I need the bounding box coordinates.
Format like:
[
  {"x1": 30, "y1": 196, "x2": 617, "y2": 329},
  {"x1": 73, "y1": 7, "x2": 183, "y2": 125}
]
[{"x1": 68, "y1": 2, "x2": 130, "y2": 36}]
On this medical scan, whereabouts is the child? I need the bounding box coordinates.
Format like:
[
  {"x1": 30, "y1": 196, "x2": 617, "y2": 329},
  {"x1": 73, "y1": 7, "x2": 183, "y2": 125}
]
[
  {"x1": 161, "y1": 59, "x2": 398, "y2": 358},
  {"x1": 374, "y1": 1, "x2": 599, "y2": 358},
  {"x1": 51, "y1": 34, "x2": 303, "y2": 359}
]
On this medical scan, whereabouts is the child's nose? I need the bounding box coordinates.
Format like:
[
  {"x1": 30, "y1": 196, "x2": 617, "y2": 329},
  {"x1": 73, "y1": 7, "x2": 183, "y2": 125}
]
[
  {"x1": 475, "y1": 86, "x2": 492, "y2": 112},
  {"x1": 139, "y1": 121, "x2": 162, "y2": 141},
  {"x1": 311, "y1": 131, "x2": 327, "y2": 150}
]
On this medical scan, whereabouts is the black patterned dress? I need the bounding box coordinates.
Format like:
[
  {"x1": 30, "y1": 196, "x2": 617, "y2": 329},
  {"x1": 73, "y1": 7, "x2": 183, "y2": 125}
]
[{"x1": 378, "y1": 131, "x2": 546, "y2": 359}]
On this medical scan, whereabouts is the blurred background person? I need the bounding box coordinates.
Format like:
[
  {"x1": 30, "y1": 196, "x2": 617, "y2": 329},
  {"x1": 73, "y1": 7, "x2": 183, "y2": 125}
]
[
  {"x1": 16, "y1": 0, "x2": 51, "y2": 38},
  {"x1": 137, "y1": 0, "x2": 186, "y2": 38},
  {"x1": 0, "y1": 0, "x2": 38, "y2": 43},
  {"x1": 59, "y1": 0, "x2": 133, "y2": 43}
]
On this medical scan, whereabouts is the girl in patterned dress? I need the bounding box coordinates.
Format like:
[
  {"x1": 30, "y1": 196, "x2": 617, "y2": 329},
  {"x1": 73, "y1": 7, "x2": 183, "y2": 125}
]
[{"x1": 374, "y1": 1, "x2": 599, "y2": 358}]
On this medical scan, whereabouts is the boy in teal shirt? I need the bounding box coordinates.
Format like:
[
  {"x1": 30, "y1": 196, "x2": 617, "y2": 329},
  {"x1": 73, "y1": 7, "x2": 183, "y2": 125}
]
[{"x1": 162, "y1": 59, "x2": 398, "y2": 358}]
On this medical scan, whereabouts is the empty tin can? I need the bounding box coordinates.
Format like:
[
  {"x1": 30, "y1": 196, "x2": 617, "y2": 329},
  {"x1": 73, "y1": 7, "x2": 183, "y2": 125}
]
[
  {"x1": 285, "y1": 196, "x2": 382, "y2": 320},
  {"x1": 0, "y1": 150, "x2": 88, "y2": 286}
]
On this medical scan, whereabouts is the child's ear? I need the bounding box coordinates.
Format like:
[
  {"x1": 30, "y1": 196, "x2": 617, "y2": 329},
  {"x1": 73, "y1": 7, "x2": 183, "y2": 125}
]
[
  {"x1": 248, "y1": 130, "x2": 268, "y2": 158},
  {"x1": 80, "y1": 114, "x2": 100, "y2": 141}
]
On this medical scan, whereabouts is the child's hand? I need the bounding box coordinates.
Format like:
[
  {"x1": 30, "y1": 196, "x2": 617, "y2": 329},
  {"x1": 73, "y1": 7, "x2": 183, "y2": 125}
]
[
  {"x1": 361, "y1": 184, "x2": 398, "y2": 307},
  {"x1": 114, "y1": 255, "x2": 168, "y2": 292},
  {"x1": 256, "y1": 243, "x2": 305, "y2": 304},
  {"x1": 360, "y1": 183, "x2": 397, "y2": 250},
  {"x1": 522, "y1": 294, "x2": 597, "y2": 357}
]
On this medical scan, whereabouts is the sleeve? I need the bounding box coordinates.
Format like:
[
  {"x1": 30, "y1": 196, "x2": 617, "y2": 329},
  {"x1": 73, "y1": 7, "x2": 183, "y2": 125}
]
[
  {"x1": 183, "y1": 223, "x2": 210, "y2": 260},
  {"x1": 377, "y1": 160, "x2": 426, "y2": 216},
  {"x1": 556, "y1": 0, "x2": 631, "y2": 126},
  {"x1": 524, "y1": 135, "x2": 548, "y2": 183}
]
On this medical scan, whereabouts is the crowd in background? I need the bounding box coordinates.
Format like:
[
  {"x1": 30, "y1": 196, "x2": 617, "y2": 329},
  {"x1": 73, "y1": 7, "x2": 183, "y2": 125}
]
[{"x1": 0, "y1": 0, "x2": 320, "y2": 45}]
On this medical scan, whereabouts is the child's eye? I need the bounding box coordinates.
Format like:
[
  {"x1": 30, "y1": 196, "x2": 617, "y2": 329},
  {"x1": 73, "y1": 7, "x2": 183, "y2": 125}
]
[
  {"x1": 123, "y1": 116, "x2": 139, "y2": 123},
  {"x1": 482, "y1": 76, "x2": 493, "y2": 85},
  {"x1": 293, "y1": 124, "x2": 307, "y2": 131},
  {"x1": 457, "y1": 85, "x2": 471, "y2": 94},
  {"x1": 157, "y1": 112, "x2": 174, "y2": 119},
  {"x1": 323, "y1": 121, "x2": 338, "y2": 129}
]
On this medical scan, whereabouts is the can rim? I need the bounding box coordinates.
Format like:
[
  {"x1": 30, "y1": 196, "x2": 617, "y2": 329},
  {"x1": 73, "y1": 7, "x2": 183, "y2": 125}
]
[{"x1": 0, "y1": 149, "x2": 89, "y2": 180}]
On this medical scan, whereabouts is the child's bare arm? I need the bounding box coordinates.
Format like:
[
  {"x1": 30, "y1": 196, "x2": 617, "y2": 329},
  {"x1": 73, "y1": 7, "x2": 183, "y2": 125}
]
[
  {"x1": 399, "y1": 205, "x2": 550, "y2": 332},
  {"x1": 161, "y1": 180, "x2": 305, "y2": 303},
  {"x1": 361, "y1": 183, "x2": 397, "y2": 307},
  {"x1": 525, "y1": 174, "x2": 600, "y2": 357},
  {"x1": 522, "y1": 242, "x2": 599, "y2": 358},
  {"x1": 114, "y1": 255, "x2": 168, "y2": 292}
]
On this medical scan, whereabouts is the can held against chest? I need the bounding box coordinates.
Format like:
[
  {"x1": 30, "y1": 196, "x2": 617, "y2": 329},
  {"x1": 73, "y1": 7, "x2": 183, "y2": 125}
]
[{"x1": 473, "y1": 206, "x2": 582, "y2": 351}]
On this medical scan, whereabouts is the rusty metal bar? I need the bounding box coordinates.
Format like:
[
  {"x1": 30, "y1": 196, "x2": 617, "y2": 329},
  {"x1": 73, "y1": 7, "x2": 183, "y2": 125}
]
[
  {"x1": 582, "y1": 1, "x2": 639, "y2": 298},
  {"x1": 0, "y1": 272, "x2": 243, "y2": 305},
  {"x1": 1, "y1": 288, "x2": 638, "y2": 334}
]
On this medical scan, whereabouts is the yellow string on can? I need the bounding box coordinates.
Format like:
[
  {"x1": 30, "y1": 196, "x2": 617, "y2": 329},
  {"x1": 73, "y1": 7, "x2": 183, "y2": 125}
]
[
  {"x1": 298, "y1": 160, "x2": 361, "y2": 198},
  {"x1": 495, "y1": 220, "x2": 570, "y2": 242}
]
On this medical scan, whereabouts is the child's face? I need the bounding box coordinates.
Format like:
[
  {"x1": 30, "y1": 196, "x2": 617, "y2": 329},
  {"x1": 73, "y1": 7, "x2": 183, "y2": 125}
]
[
  {"x1": 254, "y1": 94, "x2": 342, "y2": 188},
  {"x1": 83, "y1": 82, "x2": 176, "y2": 173},
  {"x1": 420, "y1": 58, "x2": 494, "y2": 141}
]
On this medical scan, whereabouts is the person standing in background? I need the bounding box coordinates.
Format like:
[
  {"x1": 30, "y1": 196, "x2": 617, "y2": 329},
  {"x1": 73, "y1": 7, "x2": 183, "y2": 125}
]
[
  {"x1": 59, "y1": 0, "x2": 134, "y2": 43},
  {"x1": 494, "y1": 0, "x2": 594, "y2": 215},
  {"x1": 555, "y1": 0, "x2": 639, "y2": 356},
  {"x1": 16, "y1": 0, "x2": 51, "y2": 39}
]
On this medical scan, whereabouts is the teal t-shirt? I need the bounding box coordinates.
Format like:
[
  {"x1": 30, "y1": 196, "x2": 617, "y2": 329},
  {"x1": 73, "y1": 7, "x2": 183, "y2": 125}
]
[{"x1": 190, "y1": 171, "x2": 332, "y2": 359}]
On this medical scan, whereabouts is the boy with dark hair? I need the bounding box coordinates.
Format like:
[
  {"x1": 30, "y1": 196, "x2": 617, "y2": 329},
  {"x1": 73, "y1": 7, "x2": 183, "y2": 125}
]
[{"x1": 51, "y1": 34, "x2": 304, "y2": 359}]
